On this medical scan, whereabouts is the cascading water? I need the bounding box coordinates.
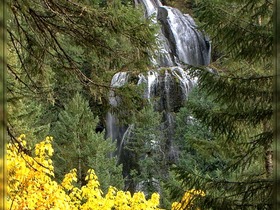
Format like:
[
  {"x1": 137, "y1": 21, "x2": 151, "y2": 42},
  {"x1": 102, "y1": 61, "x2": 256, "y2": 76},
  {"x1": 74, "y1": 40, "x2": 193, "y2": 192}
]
[
  {"x1": 157, "y1": 6, "x2": 211, "y2": 66},
  {"x1": 171, "y1": 67, "x2": 197, "y2": 100},
  {"x1": 106, "y1": 72, "x2": 129, "y2": 155},
  {"x1": 137, "y1": 71, "x2": 159, "y2": 100},
  {"x1": 136, "y1": 0, "x2": 162, "y2": 17},
  {"x1": 105, "y1": 0, "x2": 211, "y2": 192}
]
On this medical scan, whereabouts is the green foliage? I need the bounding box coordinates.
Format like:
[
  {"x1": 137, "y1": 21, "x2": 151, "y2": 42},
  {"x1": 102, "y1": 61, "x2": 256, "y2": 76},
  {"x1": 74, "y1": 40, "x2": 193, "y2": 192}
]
[
  {"x1": 7, "y1": 0, "x2": 158, "y2": 139},
  {"x1": 125, "y1": 105, "x2": 164, "y2": 193},
  {"x1": 188, "y1": 69, "x2": 272, "y2": 142},
  {"x1": 50, "y1": 93, "x2": 123, "y2": 191},
  {"x1": 163, "y1": 0, "x2": 195, "y2": 14},
  {"x1": 167, "y1": 0, "x2": 274, "y2": 208},
  {"x1": 174, "y1": 103, "x2": 224, "y2": 173},
  {"x1": 121, "y1": 105, "x2": 186, "y2": 209},
  {"x1": 7, "y1": 0, "x2": 157, "y2": 85},
  {"x1": 194, "y1": 0, "x2": 273, "y2": 62},
  {"x1": 169, "y1": 83, "x2": 273, "y2": 209},
  {"x1": 7, "y1": 98, "x2": 50, "y2": 146},
  {"x1": 110, "y1": 82, "x2": 149, "y2": 125}
]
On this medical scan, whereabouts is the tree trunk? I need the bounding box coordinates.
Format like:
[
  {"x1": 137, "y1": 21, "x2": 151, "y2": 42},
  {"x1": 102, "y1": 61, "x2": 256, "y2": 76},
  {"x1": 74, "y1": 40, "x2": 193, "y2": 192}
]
[
  {"x1": 78, "y1": 145, "x2": 82, "y2": 187},
  {"x1": 264, "y1": 145, "x2": 273, "y2": 178},
  {"x1": 263, "y1": 120, "x2": 273, "y2": 178}
]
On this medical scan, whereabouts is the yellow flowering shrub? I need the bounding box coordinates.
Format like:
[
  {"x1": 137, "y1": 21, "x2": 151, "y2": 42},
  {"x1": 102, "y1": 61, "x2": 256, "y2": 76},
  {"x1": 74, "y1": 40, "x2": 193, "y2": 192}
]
[
  {"x1": 0, "y1": 157, "x2": 5, "y2": 210},
  {"x1": 171, "y1": 189, "x2": 205, "y2": 210},
  {"x1": 6, "y1": 135, "x2": 161, "y2": 210}
]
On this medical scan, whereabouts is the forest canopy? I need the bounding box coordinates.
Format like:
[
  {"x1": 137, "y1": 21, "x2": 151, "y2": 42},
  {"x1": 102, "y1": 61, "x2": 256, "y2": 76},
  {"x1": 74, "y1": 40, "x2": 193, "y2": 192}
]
[{"x1": 4, "y1": 0, "x2": 276, "y2": 209}]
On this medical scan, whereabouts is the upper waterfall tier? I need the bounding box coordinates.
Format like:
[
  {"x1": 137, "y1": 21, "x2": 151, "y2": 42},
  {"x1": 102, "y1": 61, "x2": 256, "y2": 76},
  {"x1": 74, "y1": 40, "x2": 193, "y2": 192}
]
[
  {"x1": 157, "y1": 6, "x2": 211, "y2": 66},
  {"x1": 135, "y1": 0, "x2": 162, "y2": 17},
  {"x1": 136, "y1": 0, "x2": 211, "y2": 67}
]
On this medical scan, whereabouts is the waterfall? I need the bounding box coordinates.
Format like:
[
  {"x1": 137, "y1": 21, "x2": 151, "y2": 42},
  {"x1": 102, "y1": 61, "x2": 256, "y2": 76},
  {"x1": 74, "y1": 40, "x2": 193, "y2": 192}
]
[
  {"x1": 106, "y1": 72, "x2": 129, "y2": 153},
  {"x1": 109, "y1": 72, "x2": 129, "y2": 107},
  {"x1": 171, "y1": 67, "x2": 196, "y2": 100},
  {"x1": 157, "y1": 6, "x2": 211, "y2": 66},
  {"x1": 136, "y1": 0, "x2": 162, "y2": 17},
  {"x1": 105, "y1": 0, "x2": 211, "y2": 192},
  {"x1": 137, "y1": 71, "x2": 159, "y2": 100}
]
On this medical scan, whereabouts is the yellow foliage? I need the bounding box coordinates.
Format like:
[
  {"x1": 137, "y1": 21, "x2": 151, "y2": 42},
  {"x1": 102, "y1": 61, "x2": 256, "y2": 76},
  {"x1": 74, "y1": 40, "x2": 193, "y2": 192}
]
[
  {"x1": 171, "y1": 189, "x2": 205, "y2": 210},
  {"x1": 6, "y1": 135, "x2": 161, "y2": 210}
]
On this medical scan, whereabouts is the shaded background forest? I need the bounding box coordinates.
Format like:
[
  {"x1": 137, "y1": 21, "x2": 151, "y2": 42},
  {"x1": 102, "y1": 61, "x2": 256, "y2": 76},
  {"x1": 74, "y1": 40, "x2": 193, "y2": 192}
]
[{"x1": 4, "y1": 0, "x2": 277, "y2": 209}]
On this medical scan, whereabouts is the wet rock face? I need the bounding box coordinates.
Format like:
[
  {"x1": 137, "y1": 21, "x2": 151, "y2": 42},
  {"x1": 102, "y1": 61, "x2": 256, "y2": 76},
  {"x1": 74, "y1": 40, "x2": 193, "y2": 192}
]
[{"x1": 138, "y1": 67, "x2": 195, "y2": 113}]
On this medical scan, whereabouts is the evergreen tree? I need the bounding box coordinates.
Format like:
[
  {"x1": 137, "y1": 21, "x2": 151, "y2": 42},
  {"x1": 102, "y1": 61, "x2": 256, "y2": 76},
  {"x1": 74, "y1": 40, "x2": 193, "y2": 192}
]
[
  {"x1": 169, "y1": 0, "x2": 274, "y2": 209},
  {"x1": 7, "y1": 98, "x2": 50, "y2": 146},
  {"x1": 0, "y1": 1, "x2": 5, "y2": 208},
  {"x1": 7, "y1": 0, "x2": 158, "y2": 142},
  {"x1": 275, "y1": 0, "x2": 280, "y2": 207},
  {"x1": 51, "y1": 93, "x2": 123, "y2": 191},
  {"x1": 193, "y1": 0, "x2": 273, "y2": 63},
  {"x1": 173, "y1": 93, "x2": 223, "y2": 181},
  {"x1": 122, "y1": 105, "x2": 181, "y2": 209},
  {"x1": 123, "y1": 106, "x2": 166, "y2": 195}
]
